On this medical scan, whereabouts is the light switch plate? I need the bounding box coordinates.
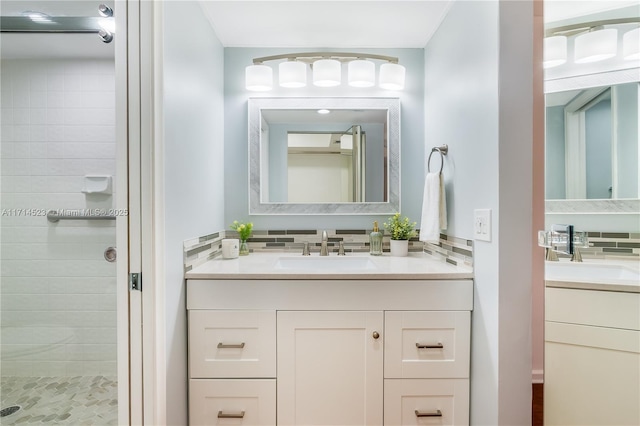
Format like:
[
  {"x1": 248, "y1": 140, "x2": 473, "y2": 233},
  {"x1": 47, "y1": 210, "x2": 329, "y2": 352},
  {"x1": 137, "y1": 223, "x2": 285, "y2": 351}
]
[{"x1": 473, "y1": 209, "x2": 492, "y2": 242}]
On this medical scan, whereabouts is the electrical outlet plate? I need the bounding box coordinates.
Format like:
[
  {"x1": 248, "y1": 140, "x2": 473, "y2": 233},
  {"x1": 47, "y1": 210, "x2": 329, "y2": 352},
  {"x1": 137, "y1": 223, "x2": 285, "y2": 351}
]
[{"x1": 473, "y1": 209, "x2": 492, "y2": 242}]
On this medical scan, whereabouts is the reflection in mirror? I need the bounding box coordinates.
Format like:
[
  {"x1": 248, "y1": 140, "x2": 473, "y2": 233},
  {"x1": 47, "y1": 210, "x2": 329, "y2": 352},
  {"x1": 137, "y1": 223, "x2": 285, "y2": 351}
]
[
  {"x1": 285, "y1": 126, "x2": 374, "y2": 203},
  {"x1": 545, "y1": 81, "x2": 639, "y2": 200},
  {"x1": 249, "y1": 98, "x2": 400, "y2": 215}
]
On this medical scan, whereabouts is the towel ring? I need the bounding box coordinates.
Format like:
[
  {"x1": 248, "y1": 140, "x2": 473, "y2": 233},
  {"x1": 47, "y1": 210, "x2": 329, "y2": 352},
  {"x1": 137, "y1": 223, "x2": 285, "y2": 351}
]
[{"x1": 427, "y1": 144, "x2": 448, "y2": 174}]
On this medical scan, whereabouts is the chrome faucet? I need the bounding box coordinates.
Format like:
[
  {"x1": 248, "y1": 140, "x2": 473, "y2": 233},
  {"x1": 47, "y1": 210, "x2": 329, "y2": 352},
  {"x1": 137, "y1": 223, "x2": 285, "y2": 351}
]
[
  {"x1": 538, "y1": 224, "x2": 587, "y2": 262},
  {"x1": 302, "y1": 241, "x2": 310, "y2": 256},
  {"x1": 320, "y1": 230, "x2": 329, "y2": 256}
]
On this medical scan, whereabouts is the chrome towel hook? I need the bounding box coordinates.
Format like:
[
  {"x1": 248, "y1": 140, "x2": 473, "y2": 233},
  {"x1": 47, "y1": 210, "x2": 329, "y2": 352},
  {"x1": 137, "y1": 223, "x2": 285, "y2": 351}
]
[{"x1": 427, "y1": 144, "x2": 448, "y2": 174}]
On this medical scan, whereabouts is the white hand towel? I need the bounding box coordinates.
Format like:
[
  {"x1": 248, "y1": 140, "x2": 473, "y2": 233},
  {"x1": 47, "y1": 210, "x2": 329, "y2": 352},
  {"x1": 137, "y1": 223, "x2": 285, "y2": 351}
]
[{"x1": 419, "y1": 172, "x2": 447, "y2": 243}]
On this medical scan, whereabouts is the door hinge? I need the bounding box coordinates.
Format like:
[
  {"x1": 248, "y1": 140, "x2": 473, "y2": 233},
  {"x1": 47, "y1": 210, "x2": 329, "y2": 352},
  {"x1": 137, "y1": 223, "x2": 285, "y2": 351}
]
[{"x1": 129, "y1": 273, "x2": 142, "y2": 291}]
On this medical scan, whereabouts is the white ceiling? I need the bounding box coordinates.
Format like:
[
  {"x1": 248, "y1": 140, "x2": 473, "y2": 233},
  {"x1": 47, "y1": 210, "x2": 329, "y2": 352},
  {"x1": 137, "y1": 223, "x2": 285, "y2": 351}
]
[
  {"x1": 2, "y1": 0, "x2": 637, "y2": 59},
  {"x1": 544, "y1": 0, "x2": 639, "y2": 23},
  {"x1": 200, "y1": 0, "x2": 640, "y2": 48},
  {"x1": 199, "y1": 1, "x2": 454, "y2": 48}
]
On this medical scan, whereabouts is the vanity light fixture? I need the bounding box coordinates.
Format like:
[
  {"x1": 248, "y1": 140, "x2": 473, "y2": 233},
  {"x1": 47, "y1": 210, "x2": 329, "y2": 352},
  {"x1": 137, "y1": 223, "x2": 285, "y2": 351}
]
[
  {"x1": 543, "y1": 35, "x2": 567, "y2": 68},
  {"x1": 544, "y1": 17, "x2": 640, "y2": 67},
  {"x1": 313, "y1": 58, "x2": 342, "y2": 87},
  {"x1": 348, "y1": 59, "x2": 376, "y2": 87},
  {"x1": 246, "y1": 64, "x2": 273, "y2": 91},
  {"x1": 317, "y1": 109, "x2": 331, "y2": 114},
  {"x1": 245, "y1": 52, "x2": 406, "y2": 92},
  {"x1": 279, "y1": 61, "x2": 307, "y2": 88},
  {"x1": 623, "y1": 27, "x2": 640, "y2": 60},
  {"x1": 574, "y1": 28, "x2": 618, "y2": 63},
  {"x1": 379, "y1": 63, "x2": 406, "y2": 90}
]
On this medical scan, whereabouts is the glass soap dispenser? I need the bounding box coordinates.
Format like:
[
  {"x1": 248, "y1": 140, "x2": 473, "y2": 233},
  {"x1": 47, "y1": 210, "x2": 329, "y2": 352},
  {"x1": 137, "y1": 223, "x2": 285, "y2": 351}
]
[{"x1": 369, "y1": 221, "x2": 383, "y2": 256}]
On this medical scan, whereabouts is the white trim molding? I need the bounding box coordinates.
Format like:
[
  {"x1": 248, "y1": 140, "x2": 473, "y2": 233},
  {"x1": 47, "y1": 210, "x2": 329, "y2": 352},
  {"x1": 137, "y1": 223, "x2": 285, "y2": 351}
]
[{"x1": 532, "y1": 369, "x2": 544, "y2": 384}]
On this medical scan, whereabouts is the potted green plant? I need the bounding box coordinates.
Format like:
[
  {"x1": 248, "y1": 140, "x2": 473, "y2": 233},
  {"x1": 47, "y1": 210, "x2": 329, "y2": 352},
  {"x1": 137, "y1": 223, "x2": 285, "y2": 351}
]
[
  {"x1": 230, "y1": 220, "x2": 253, "y2": 255},
  {"x1": 383, "y1": 213, "x2": 416, "y2": 256}
]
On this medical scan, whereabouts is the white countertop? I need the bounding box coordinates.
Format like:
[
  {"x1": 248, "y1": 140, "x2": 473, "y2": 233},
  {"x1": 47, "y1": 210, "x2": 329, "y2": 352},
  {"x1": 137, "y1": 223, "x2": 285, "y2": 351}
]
[
  {"x1": 545, "y1": 258, "x2": 640, "y2": 293},
  {"x1": 186, "y1": 252, "x2": 473, "y2": 280}
]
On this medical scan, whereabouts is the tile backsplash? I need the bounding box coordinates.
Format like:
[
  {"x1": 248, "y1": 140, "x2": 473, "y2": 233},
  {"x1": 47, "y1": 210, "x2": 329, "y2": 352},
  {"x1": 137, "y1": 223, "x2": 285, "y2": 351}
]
[
  {"x1": 183, "y1": 226, "x2": 639, "y2": 273},
  {"x1": 563, "y1": 231, "x2": 640, "y2": 259},
  {"x1": 184, "y1": 228, "x2": 474, "y2": 272}
]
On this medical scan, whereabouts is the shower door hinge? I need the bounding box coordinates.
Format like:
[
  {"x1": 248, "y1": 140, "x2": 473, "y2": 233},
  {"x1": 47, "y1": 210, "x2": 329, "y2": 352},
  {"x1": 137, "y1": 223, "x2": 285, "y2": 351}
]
[{"x1": 129, "y1": 273, "x2": 142, "y2": 291}]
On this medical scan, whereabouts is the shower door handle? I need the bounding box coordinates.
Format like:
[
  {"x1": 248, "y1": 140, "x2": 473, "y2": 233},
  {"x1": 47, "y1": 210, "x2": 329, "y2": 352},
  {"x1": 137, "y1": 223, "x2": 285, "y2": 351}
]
[{"x1": 104, "y1": 246, "x2": 117, "y2": 262}]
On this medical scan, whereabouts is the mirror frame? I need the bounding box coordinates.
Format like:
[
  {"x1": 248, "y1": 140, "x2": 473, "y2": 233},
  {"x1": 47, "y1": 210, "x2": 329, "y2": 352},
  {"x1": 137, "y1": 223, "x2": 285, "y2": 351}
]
[
  {"x1": 248, "y1": 97, "x2": 400, "y2": 215},
  {"x1": 544, "y1": 67, "x2": 640, "y2": 214}
]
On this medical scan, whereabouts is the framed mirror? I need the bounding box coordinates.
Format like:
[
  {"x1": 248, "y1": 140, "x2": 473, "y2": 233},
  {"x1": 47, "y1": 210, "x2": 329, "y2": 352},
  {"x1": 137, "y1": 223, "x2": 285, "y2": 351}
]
[
  {"x1": 249, "y1": 97, "x2": 400, "y2": 214},
  {"x1": 544, "y1": 68, "x2": 639, "y2": 214}
]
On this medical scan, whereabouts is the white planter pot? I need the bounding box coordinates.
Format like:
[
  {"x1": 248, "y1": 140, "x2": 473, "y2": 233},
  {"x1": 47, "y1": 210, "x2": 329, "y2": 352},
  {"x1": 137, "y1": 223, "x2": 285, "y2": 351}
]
[{"x1": 390, "y1": 239, "x2": 409, "y2": 257}]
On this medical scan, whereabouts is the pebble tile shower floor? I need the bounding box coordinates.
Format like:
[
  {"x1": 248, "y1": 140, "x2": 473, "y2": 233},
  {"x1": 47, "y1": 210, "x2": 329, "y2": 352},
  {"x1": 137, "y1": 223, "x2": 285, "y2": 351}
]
[{"x1": 0, "y1": 376, "x2": 117, "y2": 425}]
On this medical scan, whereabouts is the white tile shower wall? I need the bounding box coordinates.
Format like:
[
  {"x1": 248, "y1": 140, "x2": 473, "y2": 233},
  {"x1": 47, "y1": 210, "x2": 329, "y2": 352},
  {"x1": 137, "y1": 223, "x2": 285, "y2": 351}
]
[{"x1": 0, "y1": 59, "x2": 117, "y2": 377}]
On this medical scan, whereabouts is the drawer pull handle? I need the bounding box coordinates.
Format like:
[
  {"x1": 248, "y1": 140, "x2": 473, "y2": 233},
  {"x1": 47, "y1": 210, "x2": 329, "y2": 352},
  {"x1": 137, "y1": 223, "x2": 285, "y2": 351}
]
[
  {"x1": 415, "y1": 409, "x2": 442, "y2": 418},
  {"x1": 416, "y1": 342, "x2": 443, "y2": 349},
  {"x1": 217, "y1": 342, "x2": 245, "y2": 349},
  {"x1": 218, "y1": 411, "x2": 245, "y2": 419}
]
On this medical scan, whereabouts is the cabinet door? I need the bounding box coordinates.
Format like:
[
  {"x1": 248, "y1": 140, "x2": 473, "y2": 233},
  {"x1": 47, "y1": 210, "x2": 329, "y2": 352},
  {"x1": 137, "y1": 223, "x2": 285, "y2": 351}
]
[
  {"x1": 277, "y1": 311, "x2": 384, "y2": 425},
  {"x1": 545, "y1": 321, "x2": 640, "y2": 426},
  {"x1": 385, "y1": 311, "x2": 470, "y2": 379},
  {"x1": 189, "y1": 310, "x2": 276, "y2": 378},
  {"x1": 189, "y1": 379, "x2": 276, "y2": 426},
  {"x1": 384, "y1": 379, "x2": 469, "y2": 426}
]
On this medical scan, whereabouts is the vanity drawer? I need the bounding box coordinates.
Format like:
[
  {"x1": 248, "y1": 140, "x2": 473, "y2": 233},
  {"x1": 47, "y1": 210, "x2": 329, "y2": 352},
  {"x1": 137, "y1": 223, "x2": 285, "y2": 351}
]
[
  {"x1": 384, "y1": 379, "x2": 469, "y2": 426},
  {"x1": 188, "y1": 310, "x2": 276, "y2": 378},
  {"x1": 384, "y1": 311, "x2": 470, "y2": 378},
  {"x1": 189, "y1": 379, "x2": 276, "y2": 426}
]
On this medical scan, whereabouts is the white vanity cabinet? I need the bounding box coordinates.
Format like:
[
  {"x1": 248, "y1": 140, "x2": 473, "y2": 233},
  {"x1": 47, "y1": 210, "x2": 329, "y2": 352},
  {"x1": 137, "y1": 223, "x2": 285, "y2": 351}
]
[
  {"x1": 545, "y1": 287, "x2": 640, "y2": 426},
  {"x1": 277, "y1": 311, "x2": 384, "y2": 425},
  {"x1": 187, "y1": 278, "x2": 473, "y2": 426},
  {"x1": 188, "y1": 310, "x2": 277, "y2": 426}
]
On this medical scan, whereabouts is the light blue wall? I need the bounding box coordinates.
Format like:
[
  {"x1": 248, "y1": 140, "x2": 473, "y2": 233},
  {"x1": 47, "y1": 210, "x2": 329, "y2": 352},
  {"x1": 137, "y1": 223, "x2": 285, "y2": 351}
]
[
  {"x1": 614, "y1": 83, "x2": 639, "y2": 198},
  {"x1": 425, "y1": 0, "x2": 533, "y2": 424},
  {"x1": 224, "y1": 48, "x2": 424, "y2": 228},
  {"x1": 545, "y1": 105, "x2": 566, "y2": 199},
  {"x1": 163, "y1": 2, "x2": 225, "y2": 424},
  {"x1": 585, "y1": 99, "x2": 612, "y2": 199},
  {"x1": 425, "y1": 2, "x2": 499, "y2": 423}
]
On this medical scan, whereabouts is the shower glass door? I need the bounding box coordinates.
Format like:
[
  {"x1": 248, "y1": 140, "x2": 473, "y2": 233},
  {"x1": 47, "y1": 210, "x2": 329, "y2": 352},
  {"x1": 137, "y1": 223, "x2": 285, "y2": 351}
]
[{"x1": 0, "y1": 1, "x2": 130, "y2": 424}]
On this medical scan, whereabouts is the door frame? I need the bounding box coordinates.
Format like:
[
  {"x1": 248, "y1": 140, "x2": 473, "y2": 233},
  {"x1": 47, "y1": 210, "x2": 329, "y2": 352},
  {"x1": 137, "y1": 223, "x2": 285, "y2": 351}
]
[{"x1": 115, "y1": 0, "x2": 152, "y2": 423}]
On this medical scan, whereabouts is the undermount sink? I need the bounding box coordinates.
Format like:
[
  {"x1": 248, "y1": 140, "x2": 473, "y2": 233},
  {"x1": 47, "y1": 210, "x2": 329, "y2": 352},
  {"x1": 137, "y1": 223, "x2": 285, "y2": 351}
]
[
  {"x1": 545, "y1": 261, "x2": 640, "y2": 282},
  {"x1": 274, "y1": 256, "x2": 378, "y2": 271}
]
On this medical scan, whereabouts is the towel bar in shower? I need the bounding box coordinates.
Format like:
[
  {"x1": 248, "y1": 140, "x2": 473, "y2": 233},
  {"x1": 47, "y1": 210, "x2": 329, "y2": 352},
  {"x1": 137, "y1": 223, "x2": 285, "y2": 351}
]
[
  {"x1": 427, "y1": 144, "x2": 448, "y2": 174},
  {"x1": 47, "y1": 209, "x2": 116, "y2": 223}
]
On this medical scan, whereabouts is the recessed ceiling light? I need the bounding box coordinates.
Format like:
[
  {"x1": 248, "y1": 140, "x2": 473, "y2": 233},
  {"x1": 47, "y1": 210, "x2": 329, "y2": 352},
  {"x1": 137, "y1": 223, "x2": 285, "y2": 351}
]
[{"x1": 317, "y1": 109, "x2": 331, "y2": 114}]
